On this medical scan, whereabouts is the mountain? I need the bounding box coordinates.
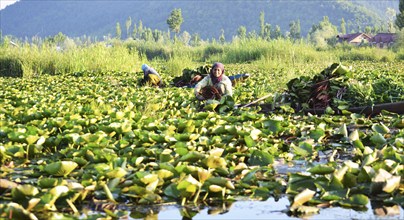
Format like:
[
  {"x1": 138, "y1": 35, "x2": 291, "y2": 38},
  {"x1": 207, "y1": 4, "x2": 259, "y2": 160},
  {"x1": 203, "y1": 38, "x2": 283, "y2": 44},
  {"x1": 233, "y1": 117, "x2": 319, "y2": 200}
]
[{"x1": 0, "y1": 0, "x2": 399, "y2": 40}]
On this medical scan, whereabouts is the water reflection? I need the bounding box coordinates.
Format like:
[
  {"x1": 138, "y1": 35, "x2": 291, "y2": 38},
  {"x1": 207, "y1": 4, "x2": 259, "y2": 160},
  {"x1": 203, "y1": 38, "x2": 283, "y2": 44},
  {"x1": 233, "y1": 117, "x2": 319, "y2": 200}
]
[{"x1": 85, "y1": 197, "x2": 403, "y2": 219}]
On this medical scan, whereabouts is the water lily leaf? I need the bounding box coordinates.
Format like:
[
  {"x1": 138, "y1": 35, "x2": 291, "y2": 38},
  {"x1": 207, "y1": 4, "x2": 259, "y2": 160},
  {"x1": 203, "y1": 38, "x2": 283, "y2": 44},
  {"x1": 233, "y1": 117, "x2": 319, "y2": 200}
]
[
  {"x1": 44, "y1": 161, "x2": 78, "y2": 177},
  {"x1": 262, "y1": 119, "x2": 282, "y2": 134},
  {"x1": 159, "y1": 149, "x2": 173, "y2": 163},
  {"x1": 308, "y1": 164, "x2": 335, "y2": 175},
  {"x1": 65, "y1": 133, "x2": 82, "y2": 145},
  {"x1": 291, "y1": 188, "x2": 316, "y2": 208},
  {"x1": 212, "y1": 125, "x2": 226, "y2": 135},
  {"x1": 321, "y1": 190, "x2": 346, "y2": 201},
  {"x1": 159, "y1": 163, "x2": 178, "y2": 176},
  {"x1": 248, "y1": 150, "x2": 273, "y2": 166},
  {"x1": 358, "y1": 166, "x2": 375, "y2": 183},
  {"x1": 352, "y1": 139, "x2": 364, "y2": 151},
  {"x1": 12, "y1": 184, "x2": 39, "y2": 201},
  {"x1": 177, "y1": 175, "x2": 201, "y2": 196},
  {"x1": 140, "y1": 174, "x2": 159, "y2": 185},
  {"x1": 209, "y1": 148, "x2": 224, "y2": 157},
  {"x1": 72, "y1": 157, "x2": 88, "y2": 166},
  {"x1": 38, "y1": 178, "x2": 59, "y2": 188},
  {"x1": 286, "y1": 173, "x2": 316, "y2": 194},
  {"x1": 25, "y1": 135, "x2": 39, "y2": 145},
  {"x1": 179, "y1": 151, "x2": 205, "y2": 162},
  {"x1": 149, "y1": 133, "x2": 165, "y2": 143},
  {"x1": 370, "y1": 133, "x2": 386, "y2": 146},
  {"x1": 250, "y1": 129, "x2": 261, "y2": 140},
  {"x1": 106, "y1": 167, "x2": 127, "y2": 179},
  {"x1": 49, "y1": 185, "x2": 69, "y2": 198},
  {"x1": 383, "y1": 176, "x2": 401, "y2": 193},
  {"x1": 164, "y1": 183, "x2": 180, "y2": 199},
  {"x1": 292, "y1": 142, "x2": 313, "y2": 158},
  {"x1": 244, "y1": 135, "x2": 255, "y2": 148},
  {"x1": 371, "y1": 169, "x2": 400, "y2": 194},
  {"x1": 157, "y1": 169, "x2": 174, "y2": 179},
  {"x1": 139, "y1": 193, "x2": 161, "y2": 204},
  {"x1": 174, "y1": 133, "x2": 192, "y2": 142},
  {"x1": 205, "y1": 155, "x2": 227, "y2": 169},
  {"x1": 26, "y1": 198, "x2": 41, "y2": 211},
  {"x1": 338, "y1": 123, "x2": 348, "y2": 139},
  {"x1": 3, "y1": 203, "x2": 37, "y2": 220},
  {"x1": 362, "y1": 151, "x2": 378, "y2": 166},
  {"x1": 338, "y1": 194, "x2": 369, "y2": 208},
  {"x1": 252, "y1": 187, "x2": 270, "y2": 200},
  {"x1": 371, "y1": 123, "x2": 390, "y2": 134},
  {"x1": 348, "y1": 129, "x2": 359, "y2": 142},
  {"x1": 204, "y1": 100, "x2": 220, "y2": 111},
  {"x1": 208, "y1": 184, "x2": 223, "y2": 192},
  {"x1": 205, "y1": 177, "x2": 231, "y2": 188},
  {"x1": 309, "y1": 128, "x2": 325, "y2": 142},
  {"x1": 146, "y1": 179, "x2": 159, "y2": 192},
  {"x1": 81, "y1": 133, "x2": 102, "y2": 144},
  {"x1": 174, "y1": 145, "x2": 188, "y2": 156},
  {"x1": 224, "y1": 125, "x2": 237, "y2": 135},
  {"x1": 197, "y1": 169, "x2": 211, "y2": 183}
]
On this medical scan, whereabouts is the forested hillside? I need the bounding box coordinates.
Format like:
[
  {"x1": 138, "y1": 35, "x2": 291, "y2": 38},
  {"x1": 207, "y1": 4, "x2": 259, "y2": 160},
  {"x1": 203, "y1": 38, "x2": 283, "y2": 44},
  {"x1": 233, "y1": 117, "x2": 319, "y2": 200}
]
[{"x1": 0, "y1": 0, "x2": 399, "y2": 40}]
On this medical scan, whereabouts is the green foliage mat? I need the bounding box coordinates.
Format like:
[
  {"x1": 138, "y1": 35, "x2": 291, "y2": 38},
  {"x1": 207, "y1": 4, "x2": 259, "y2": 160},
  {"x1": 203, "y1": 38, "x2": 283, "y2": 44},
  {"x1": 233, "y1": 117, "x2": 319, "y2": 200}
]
[{"x1": 0, "y1": 62, "x2": 403, "y2": 219}]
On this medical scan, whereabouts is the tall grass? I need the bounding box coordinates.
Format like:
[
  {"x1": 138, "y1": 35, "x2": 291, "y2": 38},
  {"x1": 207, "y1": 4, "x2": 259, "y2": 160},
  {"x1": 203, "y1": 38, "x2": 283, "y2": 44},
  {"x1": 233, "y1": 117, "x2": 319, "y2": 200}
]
[{"x1": 0, "y1": 37, "x2": 401, "y2": 78}]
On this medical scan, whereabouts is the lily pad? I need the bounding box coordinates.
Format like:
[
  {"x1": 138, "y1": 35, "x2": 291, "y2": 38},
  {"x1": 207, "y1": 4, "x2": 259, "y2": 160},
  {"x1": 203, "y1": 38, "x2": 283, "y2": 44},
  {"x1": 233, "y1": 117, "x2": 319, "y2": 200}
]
[{"x1": 44, "y1": 161, "x2": 78, "y2": 177}]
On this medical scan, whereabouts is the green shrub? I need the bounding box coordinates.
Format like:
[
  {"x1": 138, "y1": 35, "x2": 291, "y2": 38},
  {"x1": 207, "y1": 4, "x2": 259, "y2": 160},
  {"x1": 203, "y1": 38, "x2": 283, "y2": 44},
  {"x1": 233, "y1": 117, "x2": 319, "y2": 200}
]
[{"x1": 0, "y1": 57, "x2": 23, "y2": 77}]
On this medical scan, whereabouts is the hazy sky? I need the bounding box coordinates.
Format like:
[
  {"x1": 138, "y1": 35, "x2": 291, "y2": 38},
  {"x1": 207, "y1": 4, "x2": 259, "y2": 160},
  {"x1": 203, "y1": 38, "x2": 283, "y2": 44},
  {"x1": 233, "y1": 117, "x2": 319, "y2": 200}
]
[{"x1": 1, "y1": 0, "x2": 18, "y2": 10}]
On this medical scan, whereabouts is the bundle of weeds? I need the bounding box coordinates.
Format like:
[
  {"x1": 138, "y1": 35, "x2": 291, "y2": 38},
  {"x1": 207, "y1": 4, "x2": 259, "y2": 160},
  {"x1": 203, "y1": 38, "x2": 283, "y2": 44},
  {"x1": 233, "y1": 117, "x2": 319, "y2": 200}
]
[{"x1": 286, "y1": 63, "x2": 404, "y2": 111}]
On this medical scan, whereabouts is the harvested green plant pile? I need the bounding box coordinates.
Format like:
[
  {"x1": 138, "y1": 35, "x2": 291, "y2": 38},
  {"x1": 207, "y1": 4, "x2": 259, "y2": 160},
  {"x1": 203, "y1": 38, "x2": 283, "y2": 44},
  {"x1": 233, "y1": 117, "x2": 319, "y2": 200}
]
[{"x1": 286, "y1": 63, "x2": 404, "y2": 110}]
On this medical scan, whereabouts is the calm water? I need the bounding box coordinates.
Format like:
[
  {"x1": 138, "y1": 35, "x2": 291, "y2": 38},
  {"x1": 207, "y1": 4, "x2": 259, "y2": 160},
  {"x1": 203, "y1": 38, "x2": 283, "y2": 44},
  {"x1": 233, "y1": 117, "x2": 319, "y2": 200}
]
[
  {"x1": 82, "y1": 197, "x2": 403, "y2": 220},
  {"x1": 144, "y1": 198, "x2": 403, "y2": 220}
]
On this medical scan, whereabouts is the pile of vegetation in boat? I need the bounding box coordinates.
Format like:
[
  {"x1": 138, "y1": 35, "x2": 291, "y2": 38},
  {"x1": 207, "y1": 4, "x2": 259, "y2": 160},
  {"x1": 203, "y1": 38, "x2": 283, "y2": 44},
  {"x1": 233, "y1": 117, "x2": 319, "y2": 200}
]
[
  {"x1": 172, "y1": 64, "x2": 250, "y2": 88},
  {"x1": 285, "y1": 63, "x2": 404, "y2": 113}
]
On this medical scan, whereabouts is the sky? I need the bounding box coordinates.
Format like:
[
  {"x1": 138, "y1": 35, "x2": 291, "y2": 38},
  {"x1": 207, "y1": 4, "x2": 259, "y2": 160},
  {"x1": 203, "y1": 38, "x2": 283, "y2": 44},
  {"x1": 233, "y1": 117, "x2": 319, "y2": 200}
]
[{"x1": 0, "y1": 0, "x2": 19, "y2": 10}]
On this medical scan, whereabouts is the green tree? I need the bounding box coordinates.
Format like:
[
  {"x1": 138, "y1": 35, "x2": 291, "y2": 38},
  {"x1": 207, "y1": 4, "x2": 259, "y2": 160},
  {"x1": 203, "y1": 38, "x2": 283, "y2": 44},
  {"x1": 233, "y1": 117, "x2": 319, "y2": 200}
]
[
  {"x1": 125, "y1": 16, "x2": 132, "y2": 39},
  {"x1": 396, "y1": 0, "x2": 404, "y2": 30},
  {"x1": 138, "y1": 21, "x2": 144, "y2": 39},
  {"x1": 190, "y1": 33, "x2": 201, "y2": 46},
  {"x1": 153, "y1": 29, "x2": 163, "y2": 42},
  {"x1": 386, "y1": 8, "x2": 397, "y2": 33},
  {"x1": 289, "y1": 19, "x2": 301, "y2": 40},
  {"x1": 219, "y1": 29, "x2": 225, "y2": 44},
  {"x1": 309, "y1": 16, "x2": 338, "y2": 48},
  {"x1": 181, "y1": 31, "x2": 191, "y2": 45},
  {"x1": 141, "y1": 28, "x2": 153, "y2": 41},
  {"x1": 263, "y1": 23, "x2": 271, "y2": 41},
  {"x1": 340, "y1": 18, "x2": 346, "y2": 34},
  {"x1": 271, "y1": 25, "x2": 282, "y2": 39},
  {"x1": 259, "y1": 11, "x2": 265, "y2": 39},
  {"x1": 132, "y1": 23, "x2": 137, "y2": 39},
  {"x1": 167, "y1": 8, "x2": 183, "y2": 34},
  {"x1": 116, "y1": 22, "x2": 122, "y2": 39},
  {"x1": 237, "y1": 26, "x2": 247, "y2": 39},
  {"x1": 393, "y1": 29, "x2": 404, "y2": 50}
]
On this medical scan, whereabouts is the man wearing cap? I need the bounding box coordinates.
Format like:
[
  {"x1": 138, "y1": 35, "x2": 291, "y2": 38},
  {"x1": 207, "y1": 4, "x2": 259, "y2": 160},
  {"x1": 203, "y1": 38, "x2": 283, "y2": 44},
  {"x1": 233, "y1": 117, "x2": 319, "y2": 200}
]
[
  {"x1": 194, "y1": 62, "x2": 233, "y2": 101},
  {"x1": 141, "y1": 64, "x2": 163, "y2": 87}
]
